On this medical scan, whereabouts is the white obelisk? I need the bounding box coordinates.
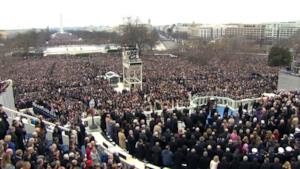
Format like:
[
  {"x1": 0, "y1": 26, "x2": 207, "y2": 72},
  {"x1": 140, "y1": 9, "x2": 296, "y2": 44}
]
[{"x1": 60, "y1": 14, "x2": 64, "y2": 33}]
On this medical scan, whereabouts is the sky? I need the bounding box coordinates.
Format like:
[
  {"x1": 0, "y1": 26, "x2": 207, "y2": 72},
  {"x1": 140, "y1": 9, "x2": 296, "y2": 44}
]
[{"x1": 1, "y1": 0, "x2": 300, "y2": 30}]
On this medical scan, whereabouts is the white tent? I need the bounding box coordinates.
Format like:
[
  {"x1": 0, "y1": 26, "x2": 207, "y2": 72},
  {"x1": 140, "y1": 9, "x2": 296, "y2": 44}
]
[{"x1": 105, "y1": 71, "x2": 121, "y2": 86}]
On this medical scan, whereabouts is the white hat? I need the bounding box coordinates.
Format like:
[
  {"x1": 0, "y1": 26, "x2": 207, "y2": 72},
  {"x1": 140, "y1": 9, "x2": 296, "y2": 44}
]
[
  {"x1": 252, "y1": 148, "x2": 258, "y2": 154},
  {"x1": 63, "y1": 154, "x2": 69, "y2": 159},
  {"x1": 261, "y1": 120, "x2": 265, "y2": 124},
  {"x1": 69, "y1": 152, "x2": 75, "y2": 158},
  {"x1": 253, "y1": 117, "x2": 257, "y2": 123},
  {"x1": 278, "y1": 147, "x2": 285, "y2": 154},
  {"x1": 285, "y1": 146, "x2": 293, "y2": 152}
]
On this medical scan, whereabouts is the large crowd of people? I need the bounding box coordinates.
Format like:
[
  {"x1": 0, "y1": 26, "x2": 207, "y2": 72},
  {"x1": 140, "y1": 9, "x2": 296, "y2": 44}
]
[
  {"x1": 0, "y1": 51, "x2": 298, "y2": 169},
  {"x1": 102, "y1": 91, "x2": 300, "y2": 169},
  {"x1": 0, "y1": 104, "x2": 128, "y2": 169},
  {"x1": 0, "y1": 52, "x2": 278, "y2": 115}
]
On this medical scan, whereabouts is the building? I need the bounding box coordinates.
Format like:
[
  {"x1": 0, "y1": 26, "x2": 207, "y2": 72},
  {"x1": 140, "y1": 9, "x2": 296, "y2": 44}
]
[
  {"x1": 264, "y1": 21, "x2": 300, "y2": 43},
  {"x1": 194, "y1": 27, "x2": 213, "y2": 40},
  {"x1": 166, "y1": 20, "x2": 300, "y2": 44},
  {"x1": 0, "y1": 30, "x2": 8, "y2": 39},
  {"x1": 173, "y1": 23, "x2": 191, "y2": 33},
  {"x1": 173, "y1": 24, "x2": 225, "y2": 41},
  {"x1": 291, "y1": 59, "x2": 300, "y2": 74},
  {"x1": 224, "y1": 24, "x2": 265, "y2": 41}
]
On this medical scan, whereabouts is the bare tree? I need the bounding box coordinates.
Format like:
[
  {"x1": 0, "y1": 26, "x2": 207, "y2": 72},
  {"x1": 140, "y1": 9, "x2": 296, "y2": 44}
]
[
  {"x1": 147, "y1": 29, "x2": 159, "y2": 50},
  {"x1": 120, "y1": 22, "x2": 158, "y2": 50}
]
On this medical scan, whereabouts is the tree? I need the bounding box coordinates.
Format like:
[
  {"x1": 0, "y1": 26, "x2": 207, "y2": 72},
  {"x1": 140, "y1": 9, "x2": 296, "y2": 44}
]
[
  {"x1": 120, "y1": 22, "x2": 158, "y2": 50},
  {"x1": 268, "y1": 46, "x2": 292, "y2": 66},
  {"x1": 147, "y1": 29, "x2": 159, "y2": 50}
]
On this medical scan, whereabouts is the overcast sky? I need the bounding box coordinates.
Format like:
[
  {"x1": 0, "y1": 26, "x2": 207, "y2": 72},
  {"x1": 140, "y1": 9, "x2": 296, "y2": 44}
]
[{"x1": 1, "y1": 0, "x2": 300, "y2": 29}]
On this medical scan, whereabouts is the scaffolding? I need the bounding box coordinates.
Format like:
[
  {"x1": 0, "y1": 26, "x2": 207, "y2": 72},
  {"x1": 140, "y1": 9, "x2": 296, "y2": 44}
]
[{"x1": 122, "y1": 46, "x2": 143, "y2": 90}]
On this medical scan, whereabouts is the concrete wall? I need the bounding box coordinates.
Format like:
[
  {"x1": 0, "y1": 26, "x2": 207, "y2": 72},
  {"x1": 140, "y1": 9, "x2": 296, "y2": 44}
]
[
  {"x1": 0, "y1": 80, "x2": 15, "y2": 109},
  {"x1": 4, "y1": 107, "x2": 70, "y2": 145}
]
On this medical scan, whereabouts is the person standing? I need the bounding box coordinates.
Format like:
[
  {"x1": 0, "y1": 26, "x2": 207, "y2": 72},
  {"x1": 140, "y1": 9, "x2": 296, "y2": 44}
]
[
  {"x1": 271, "y1": 158, "x2": 283, "y2": 169},
  {"x1": 199, "y1": 151, "x2": 210, "y2": 169},
  {"x1": 187, "y1": 148, "x2": 199, "y2": 169},
  {"x1": 210, "y1": 155, "x2": 220, "y2": 169},
  {"x1": 283, "y1": 161, "x2": 292, "y2": 169},
  {"x1": 0, "y1": 104, "x2": 9, "y2": 140},
  {"x1": 14, "y1": 120, "x2": 26, "y2": 150},
  {"x1": 127, "y1": 130, "x2": 136, "y2": 155},
  {"x1": 151, "y1": 142, "x2": 162, "y2": 166},
  {"x1": 161, "y1": 145, "x2": 173, "y2": 168},
  {"x1": 118, "y1": 129, "x2": 126, "y2": 150},
  {"x1": 238, "y1": 156, "x2": 252, "y2": 169},
  {"x1": 53, "y1": 124, "x2": 63, "y2": 145}
]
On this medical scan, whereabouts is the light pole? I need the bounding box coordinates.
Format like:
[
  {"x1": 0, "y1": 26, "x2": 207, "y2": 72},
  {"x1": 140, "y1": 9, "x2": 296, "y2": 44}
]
[{"x1": 89, "y1": 98, "x2": 98, "y2": 129}]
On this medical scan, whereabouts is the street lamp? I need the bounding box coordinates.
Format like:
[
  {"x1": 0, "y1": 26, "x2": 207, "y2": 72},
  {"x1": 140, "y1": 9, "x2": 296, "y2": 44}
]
[{"x1": 89, "y1": 98, "x2": 98, "y2": 130}]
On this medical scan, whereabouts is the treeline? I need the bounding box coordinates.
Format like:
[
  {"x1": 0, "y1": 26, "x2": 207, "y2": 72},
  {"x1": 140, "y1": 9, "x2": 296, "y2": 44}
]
[{"x1": 4, "y1": 29, "x2": 52, "y2": 51}]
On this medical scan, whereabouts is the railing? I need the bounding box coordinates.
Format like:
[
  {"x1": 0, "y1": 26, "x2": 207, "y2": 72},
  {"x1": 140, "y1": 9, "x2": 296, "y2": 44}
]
[
  {"x1": 32, "y1": 102, "x2": 57, "y2": 120},
  {"x1": 0, "y1": 76, "x2": 277, "y2": 169},
  {"x1": 81, "y1": 95, "x2": 265, "y2": 169},
  {"x1": 80, "y1": 96, "x2": 257, "y2": 169},
  {"x1": 3, "y1": 107, "x2": 164, "y2": 169},
  {"x1": 2, "y1": 94, "x2": 268, "y2": 169},
  {"x1": 82, "y1": 116, "x2": 165, "y2": 169},
  {"x1": 3, "y1": 106, "x2": 70, "y2": 145},
  {"x1": 190, "y1": 95, "x2": 260, "y2": 112}
]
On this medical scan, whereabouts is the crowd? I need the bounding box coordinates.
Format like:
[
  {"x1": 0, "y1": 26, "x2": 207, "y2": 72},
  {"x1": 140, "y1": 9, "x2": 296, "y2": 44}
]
[
  {"x1": 1, "y1": 53, "x2": 278, "y2": 113},
  {"x1": 48, "y1": 32, "x2": 82, "y2": 46},
  {"x1": 0, "y1": 104, "x2": 129, "y2": 169},
  {"x1": 0, "y1": 51, "x2": 293, "y2": 169},
  {"x1": 102, "y1": 91, "x2": 300, "y2": 169}
]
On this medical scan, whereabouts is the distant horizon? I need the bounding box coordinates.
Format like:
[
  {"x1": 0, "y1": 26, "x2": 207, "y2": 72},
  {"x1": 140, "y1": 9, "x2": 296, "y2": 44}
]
[
  {"x1": 1, "y1": 0, "x2": 300, "y2": 30},
  {"x1": 2, "y1": 19, "x2": 300, "y2": 31}
]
